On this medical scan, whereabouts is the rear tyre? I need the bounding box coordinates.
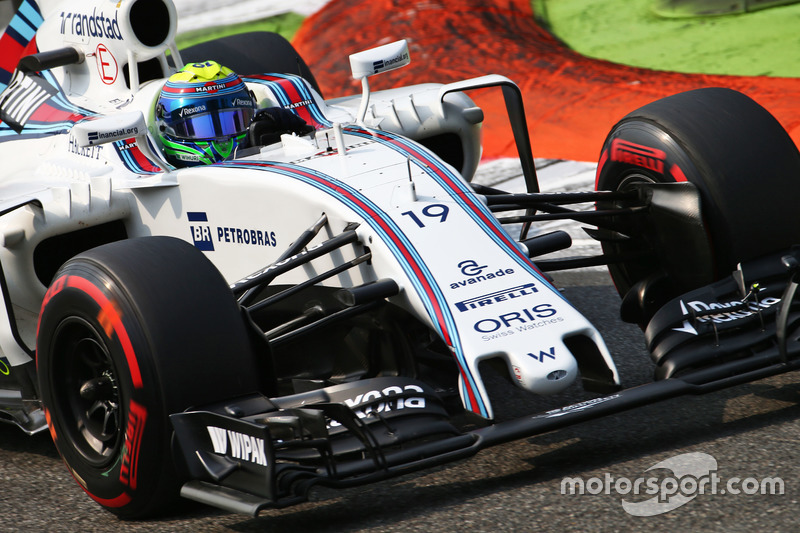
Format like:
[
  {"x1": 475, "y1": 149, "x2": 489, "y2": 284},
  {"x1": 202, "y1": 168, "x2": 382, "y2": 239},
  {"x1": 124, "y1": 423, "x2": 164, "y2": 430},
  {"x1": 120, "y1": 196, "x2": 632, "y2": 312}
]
[
  {"x1": 36, "y1": 237, "x2": 260, "y2": 518},
  {"x1": 596, "y1": 88, "x2": 800, "y2": 315},
  {"x1": 181, "y1": 31, "x2": 323, "y2": 96}
]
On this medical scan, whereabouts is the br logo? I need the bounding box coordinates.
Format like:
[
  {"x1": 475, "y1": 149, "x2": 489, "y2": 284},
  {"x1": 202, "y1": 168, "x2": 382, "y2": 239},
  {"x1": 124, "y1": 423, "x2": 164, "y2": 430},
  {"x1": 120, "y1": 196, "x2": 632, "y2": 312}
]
[{"x1": 188, "y1": 212, "x2": 214, "y2": 251}]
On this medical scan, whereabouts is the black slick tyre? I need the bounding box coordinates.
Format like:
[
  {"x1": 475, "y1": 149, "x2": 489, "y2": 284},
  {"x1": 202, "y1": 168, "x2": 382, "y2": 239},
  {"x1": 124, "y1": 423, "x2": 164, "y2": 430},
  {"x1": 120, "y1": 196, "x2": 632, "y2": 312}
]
[
  {"x1": 596, "y1": 87, "x2": 800, "y2": 313},
  {"x1": 36, "y1": 236, "x2": 260, "y2": 518}
]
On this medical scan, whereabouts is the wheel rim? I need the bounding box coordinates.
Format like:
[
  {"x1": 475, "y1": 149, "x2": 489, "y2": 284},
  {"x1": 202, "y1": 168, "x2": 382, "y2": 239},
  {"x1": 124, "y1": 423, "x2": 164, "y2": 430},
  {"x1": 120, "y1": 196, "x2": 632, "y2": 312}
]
[
  {"x1": 601, "y1": 172, "x2": 661, "y2": 291},
  {"x1": 50, "y1": 317, "x2": 124, "y2": 468}
]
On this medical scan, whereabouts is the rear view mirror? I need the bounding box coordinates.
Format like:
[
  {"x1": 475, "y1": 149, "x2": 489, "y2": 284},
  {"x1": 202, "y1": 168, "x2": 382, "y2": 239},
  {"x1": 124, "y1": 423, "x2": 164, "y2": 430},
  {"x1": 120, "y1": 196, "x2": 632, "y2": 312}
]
[
  {"x1": 349, "y1": 40, "x2": 411, "y2": 125},
  {"x1": 349, "y1": 39, "x2": 410, "y2": 80}
]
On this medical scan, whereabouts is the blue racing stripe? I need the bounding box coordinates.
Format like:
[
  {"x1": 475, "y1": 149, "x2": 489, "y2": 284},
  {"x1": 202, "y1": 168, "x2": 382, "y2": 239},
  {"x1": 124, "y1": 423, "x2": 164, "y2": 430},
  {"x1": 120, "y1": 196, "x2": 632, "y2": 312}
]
[
  {"x1": 3, "y1": 24, "x2": 28, "y2": 47},
  {"x1": 244, "y1": 74, "x2": 332, "y2": 128},
  {"x1": 10, "y1": 12, "x2": 37, "y2": 42},
  {"x1": 18, "y1": 0, "x2": 43, "y2": 27},
  {"x1": 272, "y1": 73, "x2": 331, "y2": 127}
]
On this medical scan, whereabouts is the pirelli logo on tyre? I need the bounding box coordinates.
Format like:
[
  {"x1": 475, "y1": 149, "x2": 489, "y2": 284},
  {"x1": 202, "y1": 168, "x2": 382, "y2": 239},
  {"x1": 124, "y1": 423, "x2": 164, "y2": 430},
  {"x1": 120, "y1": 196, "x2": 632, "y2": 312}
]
[{"x1": 610, "y1": 139, "x2": 666, "y2": 174}]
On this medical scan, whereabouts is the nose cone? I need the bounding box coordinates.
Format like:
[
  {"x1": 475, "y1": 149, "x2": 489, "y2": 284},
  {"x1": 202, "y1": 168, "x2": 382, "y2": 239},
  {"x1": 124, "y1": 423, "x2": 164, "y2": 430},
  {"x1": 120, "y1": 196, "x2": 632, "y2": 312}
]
[{"x1": 508, "y1": 344, "x2": 579, "y2": 395}]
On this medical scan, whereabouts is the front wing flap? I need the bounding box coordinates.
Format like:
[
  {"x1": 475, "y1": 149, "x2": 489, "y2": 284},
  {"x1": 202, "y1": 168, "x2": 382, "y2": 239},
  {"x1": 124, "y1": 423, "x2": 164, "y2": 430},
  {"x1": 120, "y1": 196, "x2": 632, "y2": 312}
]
[
  {"x1": 645, "y1": 247, "x2": 800, "y2": 379},
  {"x1": 171, "y1": 376, "x2": 465, "y2": 513}
]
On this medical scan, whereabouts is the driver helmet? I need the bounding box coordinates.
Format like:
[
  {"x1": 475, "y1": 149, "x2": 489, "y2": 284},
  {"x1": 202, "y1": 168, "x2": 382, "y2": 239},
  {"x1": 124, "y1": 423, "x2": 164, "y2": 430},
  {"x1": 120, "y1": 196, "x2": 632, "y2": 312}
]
[{"x1": 155, "y1": 61, "x2": 256, "y2": 167}]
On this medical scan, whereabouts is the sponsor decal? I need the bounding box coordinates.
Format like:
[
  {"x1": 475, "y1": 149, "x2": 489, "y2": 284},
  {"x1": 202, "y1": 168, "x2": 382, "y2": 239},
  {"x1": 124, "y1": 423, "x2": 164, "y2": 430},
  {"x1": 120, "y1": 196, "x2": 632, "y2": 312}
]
[
  {"x1": 116, "y1": 139, "x2": 138, "y2": 152},
  {"x1": 330, "y1": 384, "x2": 426, "y2": 427},
  {"x1": 454, "y1": 283, "x2": 538, "y2": 312},
  {"x1": 343, "y1": 383, "x2": 426, "y2": 412},
  {"x1": 528, "y1": 346, "x2": 556, "y2": 363},
  {"x1": 59, "y1": 8, "x2": 122, "y2": 41},
  {"x1": 0, "y1": 358, "x2": 9, "y2": 376},
  {"x1": 68, "y1": 134, "x2": 102, "y2": 159},
  {"x1": 539, "y1": 394, "x2": 621, "y2": 419},
  {"x1": 0, "y1": 71, "x2": 57, "y2": 133},
  {"x1": 87, "y1": 126, "x2": 140, "y2": 145},
  {"x1": 217, "y1": 226, "x2": 277, "y2": 247},
  {"x1": 672, "y1": 296, "x2": 781, "y2": 335},
  {"x1": 473, "y1": 304, "x2": 561, "y2": 334},
  {"x1": 187, "y1": 211, "x2": 277, "y2": 252},
  {"x1": 480, "y1": 328, "x2": 516, "y2": 342},
  {"x1": 119, "y1": 400, "x2": 147, "y2": 490},
  {"x1": 372, "y1": 51, "x2": 410, "y2": 73},
  {"x1": 188, "y1": 212, "x2": 214, "y2": 251},
  {"x1": 687, "y1": 297, "x2": 780, "y2": 323},
  {"x1": 95, "y1": 44, "x2": 117, "y2": 85},
  {"x1": 179, "y1": 104, "x2": 207, "y2": 118},
  {"x1": 450, "y1": 259, "x2": 515, "y2": 289},
  {"x1": 459, "y1": 260, "x2": 486, "y2": 276},
  {"x1": 285, "y1": 99, "x2": 312, "y2": 110},
  {"x1": 206, "y1": 426, "x2": 268, "y2": 466},
  {"x1": 610, "y1": 138, "x2": 666, "y2": 174},
  {"x1": 195, "y1": 82, "x2": 229, "y2": 93}
]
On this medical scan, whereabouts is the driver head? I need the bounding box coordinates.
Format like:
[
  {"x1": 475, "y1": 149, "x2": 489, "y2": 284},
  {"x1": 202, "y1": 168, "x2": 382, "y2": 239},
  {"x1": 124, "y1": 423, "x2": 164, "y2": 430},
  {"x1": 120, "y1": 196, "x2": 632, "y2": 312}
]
[{"x1": 155, "y1": 61, "x2": 256, "y2": 167}]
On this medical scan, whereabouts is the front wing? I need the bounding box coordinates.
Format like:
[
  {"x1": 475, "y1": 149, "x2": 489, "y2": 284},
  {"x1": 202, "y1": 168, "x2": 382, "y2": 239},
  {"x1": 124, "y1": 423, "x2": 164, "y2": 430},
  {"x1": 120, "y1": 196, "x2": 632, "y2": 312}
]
[{"x1": 171, "y1": 248, "x2": 800, "y2": 515}]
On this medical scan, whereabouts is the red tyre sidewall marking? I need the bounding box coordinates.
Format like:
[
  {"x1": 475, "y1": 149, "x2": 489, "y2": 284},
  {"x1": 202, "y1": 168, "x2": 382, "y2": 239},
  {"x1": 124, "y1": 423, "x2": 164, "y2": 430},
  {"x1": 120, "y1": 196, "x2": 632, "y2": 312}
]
[
  {"x1": 119, "y1": 400, "x2": 147, "y2": 491},
  {"x1": 64, "y1": 275, "x2": 143, "y2": 388},
  {"x1": 595, "y1": 149, "x2": 609, "y2": 190},
  {"x1": 37, "y1": 273, "x2": 147, "y2": 509}
]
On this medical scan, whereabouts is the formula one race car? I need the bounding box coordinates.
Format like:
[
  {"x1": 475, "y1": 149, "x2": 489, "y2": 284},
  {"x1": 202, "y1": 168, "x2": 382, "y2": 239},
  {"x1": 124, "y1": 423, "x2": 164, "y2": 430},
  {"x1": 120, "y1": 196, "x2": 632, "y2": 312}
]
[{"x1": 2, "y1": 0, "x2": 800, "y2": 519}]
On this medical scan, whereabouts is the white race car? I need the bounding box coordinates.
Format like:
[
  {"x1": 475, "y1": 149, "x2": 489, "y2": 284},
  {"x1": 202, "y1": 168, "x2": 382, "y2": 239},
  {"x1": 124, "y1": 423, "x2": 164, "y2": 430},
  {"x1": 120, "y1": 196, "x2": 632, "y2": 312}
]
[{"x1": 3, "y1": 0, "x2": 800, "y2": 519}]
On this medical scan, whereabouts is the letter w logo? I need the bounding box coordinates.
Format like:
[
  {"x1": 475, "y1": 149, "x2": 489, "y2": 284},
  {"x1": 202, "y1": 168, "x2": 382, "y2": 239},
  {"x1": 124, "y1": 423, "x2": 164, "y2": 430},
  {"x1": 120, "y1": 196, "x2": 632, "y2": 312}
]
[
  {"x1": 207, "y1": 426, "x2": 228, "y2": 454},
  {"x1": 527, "y1": 347, "x2": 556, "y2": 363}
]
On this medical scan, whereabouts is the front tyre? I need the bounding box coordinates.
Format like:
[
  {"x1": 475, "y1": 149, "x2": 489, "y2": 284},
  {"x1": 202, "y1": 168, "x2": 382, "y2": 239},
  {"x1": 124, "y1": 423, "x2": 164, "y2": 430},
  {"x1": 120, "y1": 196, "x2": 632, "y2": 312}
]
[
  {"x1": 596, "y1": 88, "x2": 800, "y2": 312},
  {"x1": 37, "y1": 237, "x2": 260, "y2": 518}
]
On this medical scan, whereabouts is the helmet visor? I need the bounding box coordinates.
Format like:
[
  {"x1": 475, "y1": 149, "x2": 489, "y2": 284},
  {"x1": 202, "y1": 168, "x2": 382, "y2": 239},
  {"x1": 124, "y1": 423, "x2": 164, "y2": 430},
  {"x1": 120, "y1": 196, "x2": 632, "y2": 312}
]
[{"x1": 169, "y1": 108, "x2": 254, "y2": 140}]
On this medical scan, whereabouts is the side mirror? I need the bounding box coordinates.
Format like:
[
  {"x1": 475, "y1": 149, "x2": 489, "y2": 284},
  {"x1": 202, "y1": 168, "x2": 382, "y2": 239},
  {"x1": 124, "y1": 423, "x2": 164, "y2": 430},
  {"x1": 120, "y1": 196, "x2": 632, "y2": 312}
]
[
  {"x1": 349, "y1": 39, "x2": 410, "y2": 80},
  {"x1": 72, "y1": 111, "x2": 171, "y2": 172},
  {"x1": 348, "y1": 40, "x2": 410, "y2": 125},
  {"x1": 72, "y1": 111, "x2": 148, "y2": 147}
]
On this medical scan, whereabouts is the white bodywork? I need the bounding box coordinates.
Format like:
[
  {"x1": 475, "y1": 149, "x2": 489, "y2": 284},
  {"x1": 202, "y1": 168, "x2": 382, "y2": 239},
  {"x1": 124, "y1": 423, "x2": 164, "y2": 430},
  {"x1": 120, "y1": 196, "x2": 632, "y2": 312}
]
[{"x1": 0, "y1": 0, "x2": 619, "y2": 419}]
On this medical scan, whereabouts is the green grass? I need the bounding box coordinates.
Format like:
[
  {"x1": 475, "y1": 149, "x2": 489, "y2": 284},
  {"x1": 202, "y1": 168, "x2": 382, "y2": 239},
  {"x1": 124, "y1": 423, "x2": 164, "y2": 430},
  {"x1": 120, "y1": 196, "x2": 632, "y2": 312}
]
[
  {"x1": 173, "y1": 3, "x2": 800, "y2": 78},
  {"x1": 175, "y1": 12, "x2": 305, "y2": 49},
  {"x1": 537, "y1": 0, "x2": 800, "y2": 77}
]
